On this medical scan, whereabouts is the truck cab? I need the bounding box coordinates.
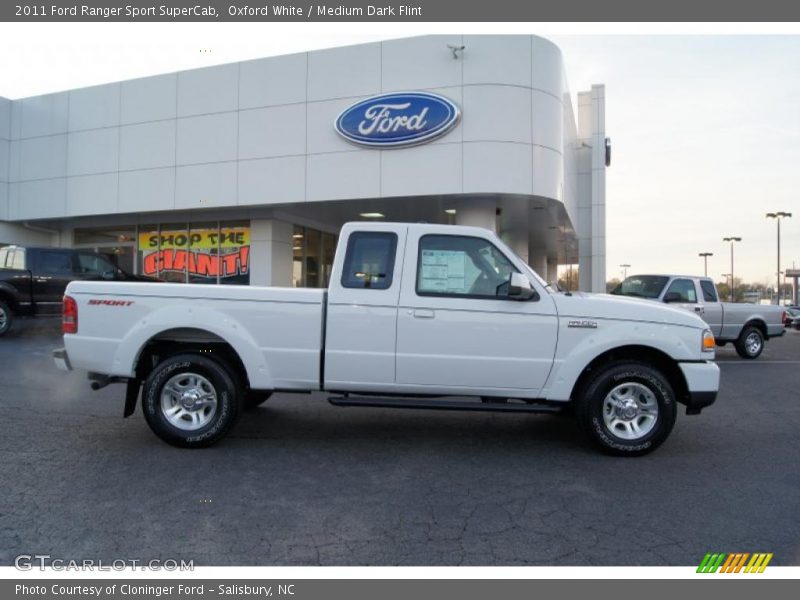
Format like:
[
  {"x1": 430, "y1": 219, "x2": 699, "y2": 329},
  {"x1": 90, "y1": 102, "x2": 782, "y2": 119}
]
[{"x1": 324, "y1": 222, "x2": 557, "y2": 398}]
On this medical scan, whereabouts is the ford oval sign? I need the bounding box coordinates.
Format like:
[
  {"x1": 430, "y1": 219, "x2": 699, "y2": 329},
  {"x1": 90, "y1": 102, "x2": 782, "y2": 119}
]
[{"x1": 334, "y1": 92, "x2": 460, "y2": 148}]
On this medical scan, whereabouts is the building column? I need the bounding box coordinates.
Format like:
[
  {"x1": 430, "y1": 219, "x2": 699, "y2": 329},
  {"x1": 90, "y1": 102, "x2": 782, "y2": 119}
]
[
  {"x1": 529, "y1": 253, "x2": 547, "y2": 280},
  {"x1": 58, "y1": 227, "x2": 75, "y2": 248},
  {"x1": 456, "y1": 197, "x2": 497, "y2": 233},
  {"x1": 249, "y1": 219, "x2": 293, "y2": 287},
  {"x1": 576, "y1": 84, "x2": 607, "y2": 293},
  {"x1": 547, "y1": 257, "x2": 559, "y2": 284},
  {"x1": 502, "y1": 229, "x2": 529, "y2": 264}
]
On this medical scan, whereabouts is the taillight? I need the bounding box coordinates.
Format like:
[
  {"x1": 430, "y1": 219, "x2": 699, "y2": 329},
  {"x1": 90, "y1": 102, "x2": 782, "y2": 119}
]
[{"x1": 63, "y1": 295, "x2": 78, "y2": 334}]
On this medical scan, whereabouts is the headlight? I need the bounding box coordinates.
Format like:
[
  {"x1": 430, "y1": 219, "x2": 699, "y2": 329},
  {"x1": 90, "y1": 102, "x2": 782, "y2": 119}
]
[{"x1": 702, "y1": 329, "x2": 715, "y2": 352}]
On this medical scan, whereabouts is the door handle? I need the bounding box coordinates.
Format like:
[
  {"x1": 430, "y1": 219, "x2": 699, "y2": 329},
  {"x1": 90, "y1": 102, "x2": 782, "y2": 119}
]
[
  {"x1": 694, "y1": 306, "x2": 704, "y2": 314},
  {"x1": 413, "y1": 309, "x2": 435, "y2": 319}
]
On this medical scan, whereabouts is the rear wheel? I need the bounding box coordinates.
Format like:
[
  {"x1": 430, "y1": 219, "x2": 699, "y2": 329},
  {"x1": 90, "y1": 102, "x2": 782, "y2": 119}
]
[
  {"x1": 575, "y1": 361, "x2": 677, "y2": 456},
  {"x1": 142, "y1": 353, "x2": 241, "y2": 448},
  {"x1": 735, "y1": 325, "x2": 764, "y2": 359},
  {"x1": 0, "y1": 300, "x2": 12, "y2": 336}
]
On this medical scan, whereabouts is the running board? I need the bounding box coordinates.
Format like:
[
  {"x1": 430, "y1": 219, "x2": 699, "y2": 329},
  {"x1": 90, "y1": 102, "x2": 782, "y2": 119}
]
[{"x1": 328, "y1": 396, "x2": 563, "y2": 414}]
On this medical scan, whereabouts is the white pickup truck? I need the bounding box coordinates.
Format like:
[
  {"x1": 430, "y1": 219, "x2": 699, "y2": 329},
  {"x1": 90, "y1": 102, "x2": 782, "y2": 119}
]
[
  {"x1": 53, "y1": 222, "x2": 720, "y2": 456},
  {"x1": 610, "y1": 275, "x2": 785, "y2": 359}
]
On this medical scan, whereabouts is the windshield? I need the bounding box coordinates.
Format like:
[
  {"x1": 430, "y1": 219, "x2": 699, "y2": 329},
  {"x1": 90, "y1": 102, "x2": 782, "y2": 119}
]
[{"x1": 610, "y1": 275, "x2": 670, "y2": 299}]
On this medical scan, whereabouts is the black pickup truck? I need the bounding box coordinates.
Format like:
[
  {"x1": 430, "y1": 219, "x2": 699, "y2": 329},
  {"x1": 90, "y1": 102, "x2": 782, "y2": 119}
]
[{"x1": 0, "y1": 246, "x2": 152, "y2": 336}]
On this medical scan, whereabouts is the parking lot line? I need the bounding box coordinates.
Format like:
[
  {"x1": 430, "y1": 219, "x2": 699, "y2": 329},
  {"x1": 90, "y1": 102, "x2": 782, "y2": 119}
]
[{"x1": 717, "y1": 360, "x2": 800, "y2": 364}]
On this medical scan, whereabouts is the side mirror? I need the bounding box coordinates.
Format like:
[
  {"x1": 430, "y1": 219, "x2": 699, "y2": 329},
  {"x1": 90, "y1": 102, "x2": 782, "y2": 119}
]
[
  {"x1": 663, "y1": 292, "x2": 682, "y2": 303},
  {"x1": 508, "y1": 273, "x2": 535, "y2": 300}
]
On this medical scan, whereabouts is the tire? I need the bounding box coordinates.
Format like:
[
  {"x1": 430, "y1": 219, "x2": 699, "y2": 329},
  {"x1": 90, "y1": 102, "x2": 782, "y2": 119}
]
[
  {"x1": 575, "y1": 361, "x2": 677, "y2": 456},
  {"x1": 142, "y1": 353, "x2": 241, "y2": 448},
  {"x1": 0, "y1": 300, "x2": 12, "y2": 337},
  {"x1": 734, "y1": 325, "x2": 764, "y2": 359},
  {"x1": 244, "y1": 390, "x2": 273, "y2": 409}
]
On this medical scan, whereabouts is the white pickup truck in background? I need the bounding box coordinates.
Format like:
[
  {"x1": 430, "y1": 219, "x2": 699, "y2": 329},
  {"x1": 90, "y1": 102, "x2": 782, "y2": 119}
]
[
  {"x1": 54, "y1": 222, "x2": 720, "y2": 456},
  {"x1": 610, "y1": 275, "x2": 785, "y2": 359}
]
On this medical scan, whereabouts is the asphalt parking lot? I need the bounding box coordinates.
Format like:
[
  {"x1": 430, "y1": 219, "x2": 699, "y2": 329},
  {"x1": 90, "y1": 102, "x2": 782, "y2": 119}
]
[{"x1": 1, "y1": 319, "x2": 798, "y2": 566}]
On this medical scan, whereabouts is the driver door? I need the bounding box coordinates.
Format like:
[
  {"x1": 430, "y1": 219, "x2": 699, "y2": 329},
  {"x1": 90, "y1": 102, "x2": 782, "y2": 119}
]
[
  {"x1": 664, "y1": 278, "x2": 703, "y2": 318},
  {"x1": 395, "y1": 231, "x2": 558, "y2": 398}
]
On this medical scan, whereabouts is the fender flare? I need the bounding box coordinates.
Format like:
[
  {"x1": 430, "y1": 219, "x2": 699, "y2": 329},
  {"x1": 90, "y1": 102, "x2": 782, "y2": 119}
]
[
  {"x1": 543, "y1": 321, "x2": 697, "y2": 401},
  {"x1": 112, "y1": 305, "x2": 274, "y2": 390}
]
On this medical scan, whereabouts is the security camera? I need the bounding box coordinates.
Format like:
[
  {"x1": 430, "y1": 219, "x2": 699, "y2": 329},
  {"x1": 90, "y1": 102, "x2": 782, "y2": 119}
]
[{"x1": 447, "y1": 44, "x2": 466, "y2": 59}]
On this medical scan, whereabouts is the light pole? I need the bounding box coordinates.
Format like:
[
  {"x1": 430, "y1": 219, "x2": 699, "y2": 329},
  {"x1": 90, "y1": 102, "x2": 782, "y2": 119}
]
[
  {"x1": 698, "y1": 252, "x2": 713, "y2": 277},
  {"x1": 620, "y1": 264, "x2": 630, "y2": 279},
  {"x1": 722, "y1": 237, "x2": 741, "y2": 302},
  {"x1": 766, "y1": 212, "x2": 791, "y2": 305}
]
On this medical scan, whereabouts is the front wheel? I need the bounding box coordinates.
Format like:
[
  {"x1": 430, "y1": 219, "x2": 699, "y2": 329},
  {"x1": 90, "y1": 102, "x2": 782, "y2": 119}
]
[
  {"x1": 735, "y1": 326, "x2": 764, "y2": 359},
  {"x1": 0, "y1": 300, "x2": 13, "y2": 336},
  {"x1": 575, "y1": 361, "x2": 677, "y2": 456},
  {"x1": 142, "y1": 353, "x2": 241, "y2": 448}
]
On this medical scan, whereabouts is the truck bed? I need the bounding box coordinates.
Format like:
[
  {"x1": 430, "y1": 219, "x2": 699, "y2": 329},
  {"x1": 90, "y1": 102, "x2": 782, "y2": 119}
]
[
  {"x1": 717, "y1": 302, "x2": 785, "y2": 341},
  {"x1": 64, "y1": 281, "x2": 326, "y2": 390}
]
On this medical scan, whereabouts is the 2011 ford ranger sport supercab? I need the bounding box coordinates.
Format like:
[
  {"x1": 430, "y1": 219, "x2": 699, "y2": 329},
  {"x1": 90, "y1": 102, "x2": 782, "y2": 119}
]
[{"x1": 53, "y1": 223, "x2": 720, "y2": 456}]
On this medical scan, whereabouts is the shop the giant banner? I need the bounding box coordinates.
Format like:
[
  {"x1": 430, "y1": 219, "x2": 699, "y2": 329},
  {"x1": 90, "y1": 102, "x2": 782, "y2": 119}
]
[{"x1": 138, "y1": 227, "x2": 250, "y2": 280}]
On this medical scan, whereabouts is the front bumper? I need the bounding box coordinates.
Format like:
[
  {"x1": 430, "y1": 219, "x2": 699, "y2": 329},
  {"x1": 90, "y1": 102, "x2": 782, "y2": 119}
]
[
  {"x1": 53, "y1": 347, "x2": 72, "y2": 372},
  {"x1": 679, "y1": 361, "x2": 719, "y2": 415}
]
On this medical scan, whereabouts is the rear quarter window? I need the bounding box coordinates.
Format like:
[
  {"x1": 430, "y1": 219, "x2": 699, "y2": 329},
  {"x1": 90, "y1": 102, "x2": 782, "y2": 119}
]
[
  {"x1": 0, "y1": 248, "x2": 25, "y2": 270},
  {"x1": 11, "y1": 249, "x2": 25, "y2": 270},
  {"x1": 340, "y1": 232, "x2": 398, "y2": 290},
  {"x1": 700, "y1": 280, "x2": 718, "y2": 302}
]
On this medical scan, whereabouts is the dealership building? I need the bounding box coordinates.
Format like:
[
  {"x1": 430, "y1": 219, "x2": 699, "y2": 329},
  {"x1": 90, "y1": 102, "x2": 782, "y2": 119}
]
[{"x1": 0, "y1": 35, "x2": 607, "y2": 291}]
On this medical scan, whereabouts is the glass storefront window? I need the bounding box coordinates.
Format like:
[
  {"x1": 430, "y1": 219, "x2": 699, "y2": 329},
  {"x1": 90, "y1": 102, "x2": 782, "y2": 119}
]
[
  {"x1": 188, "y1": 222, "x2": 220, "y2": 284},
  {"x1": 304, "y1": 228, "x2": 321, "y2": 288},
  {"x1": 218, "y1": 220, "x2": 250, "y2": 286},
  {"x1": 322, "y1": 233, "x2": 336, "y2": 287},
  {"x1": 137, "y1": 224, "x2": 160, "y2": 278},
  {"x1": 74, "y1": 226, "x2": 136, "y2": 274},
  {"x1": 292, "y1": 225, "x2": 337, "y2": 288},
  {"x1": 136, "y1": 221, "x2": 250, "y2": 285},
  {"x1": 74, "y1": 227, "x2": 136, "y2": 246},
  {"x1": 292, "y1": 226, "x2": 304, "y2": 287},
  {"x1": 139, "y1": 224, "x2": 190, "y2": 283}
]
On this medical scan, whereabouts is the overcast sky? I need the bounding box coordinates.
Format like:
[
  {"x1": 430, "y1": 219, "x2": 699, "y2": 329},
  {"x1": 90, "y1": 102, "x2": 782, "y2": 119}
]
[{"x1": 0, "y1": 24, "x2": 797, "y2": 284}]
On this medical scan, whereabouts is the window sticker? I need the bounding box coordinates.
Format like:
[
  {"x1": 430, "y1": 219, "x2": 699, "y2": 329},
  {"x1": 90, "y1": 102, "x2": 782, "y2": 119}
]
[{"x1": 419, "y1": 249, "x2": 467, "y2": 293}]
